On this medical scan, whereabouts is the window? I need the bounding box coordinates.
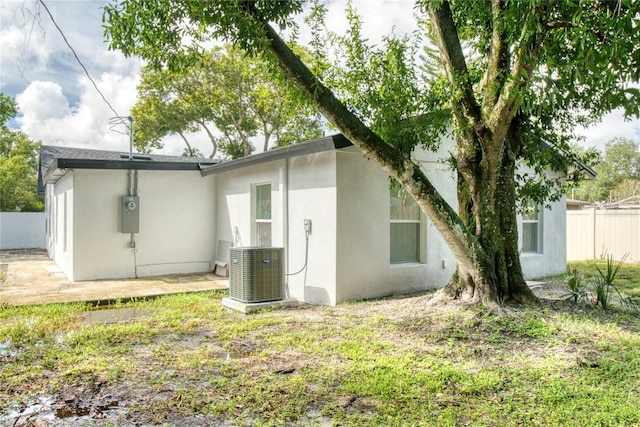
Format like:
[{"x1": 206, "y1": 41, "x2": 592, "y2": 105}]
[
  {"x1": 521, "y1": 204, "x2": 542, "y2": 253},
  {"x1": 255, "y1": 183, "x2": 271, "y2": 247},
  {"x1": 390, "y1": 183, "x2": 420, "y2": 263}
]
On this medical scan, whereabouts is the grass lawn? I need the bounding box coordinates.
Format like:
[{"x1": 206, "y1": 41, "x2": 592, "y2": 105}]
[
  {"x1": 1, "y1": 266, "x2": 639, "y2": 426},
  {"x1": 568, "y1": 259, "x2": 640, "y2": 298}
]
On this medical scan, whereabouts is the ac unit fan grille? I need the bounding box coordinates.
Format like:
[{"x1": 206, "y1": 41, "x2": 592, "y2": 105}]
[{"x1": 229, "y1": 247, "x2": 284, "y2": 303}]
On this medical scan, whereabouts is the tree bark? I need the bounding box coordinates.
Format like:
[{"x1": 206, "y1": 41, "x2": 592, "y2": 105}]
[{"x1": 496, "y1": 123, "x2": 540, "y2": 305}]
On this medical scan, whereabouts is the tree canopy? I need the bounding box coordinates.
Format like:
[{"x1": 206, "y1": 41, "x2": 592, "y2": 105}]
[
  {"x1": 0, "y1": 94, "x2": 44, "y2": 212},
  {"x1": 132, "y1": 44, "x2": 323, "y2": 159},
  {"x1": 104, "y1": 0, "x2": 640, "y2": 308}
]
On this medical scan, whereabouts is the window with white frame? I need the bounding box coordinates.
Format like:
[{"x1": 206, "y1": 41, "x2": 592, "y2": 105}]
[
  {"x1": 521, "y1": 204, "x2": 542, "y2": 253},
  {"x1": 390, "y1": 183, "x2": 421, "y2": 263},
  {"x1": 255, "y1": 183, "x2": 272, "y2": 247}
]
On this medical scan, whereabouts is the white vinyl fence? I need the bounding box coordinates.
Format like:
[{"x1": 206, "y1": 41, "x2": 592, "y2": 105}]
[
  {"x1": 0, "y1": 212, "x2": 46, "y2": 250},
  {"x1": 567, "y1": 209, "x2": 640, "y2": 263}
]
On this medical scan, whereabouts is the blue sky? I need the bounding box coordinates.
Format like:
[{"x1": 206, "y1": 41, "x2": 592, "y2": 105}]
[{"x1": 2, "y1": 0, "x2": 639, "y2": 156}]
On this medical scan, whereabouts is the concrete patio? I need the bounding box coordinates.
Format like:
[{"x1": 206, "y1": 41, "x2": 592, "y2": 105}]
[{"x1": 0, "y1": 250, "x2": 229, "y2": 307}]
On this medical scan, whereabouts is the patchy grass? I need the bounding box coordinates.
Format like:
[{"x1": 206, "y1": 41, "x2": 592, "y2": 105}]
[
  {"x1": 1, "y1": 288, "x2": 639, "y2": 426},
  {"x1": 568, "y1": 259, "x2": 640, "y2": 298}
]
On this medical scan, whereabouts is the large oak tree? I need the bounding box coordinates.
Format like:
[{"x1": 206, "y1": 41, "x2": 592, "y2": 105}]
[{"x1": 104, "y1": 0, "x2": 640, "y2": 308}]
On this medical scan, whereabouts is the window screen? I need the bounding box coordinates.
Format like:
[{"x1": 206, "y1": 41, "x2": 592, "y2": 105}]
[{"x1": 390, "y1": 183, "x2": 420, "y2": 263}]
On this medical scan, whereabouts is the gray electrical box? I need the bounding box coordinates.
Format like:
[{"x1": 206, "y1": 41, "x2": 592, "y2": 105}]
[{"x1": 121, "y1": 195, "x2": 139, "y2": 233}]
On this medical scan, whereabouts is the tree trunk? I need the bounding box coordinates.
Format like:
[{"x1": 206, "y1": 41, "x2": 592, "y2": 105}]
[
  {"x1": 262, "y1": 122, "x2": 272, "y2": 152},
  {"x1": 496, "y1": 124, "x2": 540, "y2": 305},
  {"x1": 177, "y1": 131, "x2": 195, "y2": 157},
  {"x1": 430, "y1": 122, "x2": 540, "y2": 307},
  {"x1": 199, "y1": 122, "x2": 218, "y2": 158}
]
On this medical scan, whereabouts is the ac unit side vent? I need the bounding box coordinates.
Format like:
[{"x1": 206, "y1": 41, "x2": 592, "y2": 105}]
[{"x1": 229, "y1": 247, "x2": 284, "y2": 303}]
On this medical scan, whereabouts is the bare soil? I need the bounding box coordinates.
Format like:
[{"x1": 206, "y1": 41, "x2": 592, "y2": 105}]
[{"x1": 1, "y1": 279, "x2": 583, "y2": 427}]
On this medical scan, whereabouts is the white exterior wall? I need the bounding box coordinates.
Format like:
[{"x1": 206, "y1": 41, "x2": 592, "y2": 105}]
[
  {"x1": 45, "y1": 184, "x2": 54, "y2": 256},
  {"x1": 518, "y1": 177, "x2": 567, "y2": 279},
  {"x1": 332, "y1": 137, "x2": 567, "y2": 298},
  {"x1": 0, "y1": 212, "x2": 46, "y2": 250},
  {"x1": 131, "y1": 170, "x2": 216, "y2": 277},
  {"x1": 56, "y1": 169, "x2": 215, "y2": 281},
  {"x1": 418, "y1": 141, "x2": 567, "y2": 281},
  {"x1": 214, "y1": 152, "x2": 338, "y2": 305},
  {"x1": 43, "y1": 137, "x2": 568, "y2": 300},
  {"x1": 287, "y1": 152, "x2": 338, "y2": 305},
  {"x1": 214, "y1": 161, "x2": 284, "y2": 249},
  {"x1": 51, "y1": 173, "x2": 74, "y2": 279},
  {"x1": 334, "y1": 145, "x2": 458, "y2": 303}
]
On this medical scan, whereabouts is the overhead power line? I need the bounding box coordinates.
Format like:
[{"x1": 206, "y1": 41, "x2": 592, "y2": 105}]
[{"x1": 38, "y1": 0, "x2": 126, "y2": 126}]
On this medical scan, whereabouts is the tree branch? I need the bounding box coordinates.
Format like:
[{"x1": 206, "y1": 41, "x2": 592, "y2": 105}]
[
  {"x1": 426, "y1": 0, "x2": 481, "y2": 128},
  {"x1": 252, "y1": 15, "x2": 482, "y2": 272},
  {"x1": 177, "y1": 131, "x2": 195, "y2": 156},
  {"x1": 487, "y1": 4, "x2": 550, "y2": 146},
  {"x1": 480, "y1": 0, "x2": 510, "y2": 118},
  {"x1": 198, "y1": 121, "x2": 218, "y2": 158}
]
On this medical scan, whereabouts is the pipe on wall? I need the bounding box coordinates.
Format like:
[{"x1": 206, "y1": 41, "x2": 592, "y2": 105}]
[{"x1": 282, "y1": 158, "x2": 289, "y2": 281}]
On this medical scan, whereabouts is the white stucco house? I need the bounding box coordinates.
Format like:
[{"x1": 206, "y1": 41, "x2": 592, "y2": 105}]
[
  {"x1": 39, "y1": 134, "x2": 568, "y2": 305},
  {"x1": 38, "y1": 146, "x2": 220, "y2": 281}
]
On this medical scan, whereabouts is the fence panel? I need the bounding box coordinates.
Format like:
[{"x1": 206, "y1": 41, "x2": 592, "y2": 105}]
[
  {"x1": 0, "y1": 212, "x2": 46, "y2": 250},
  {"x1": 567, "y1": 210, "x2": 640, "y2": 263}
]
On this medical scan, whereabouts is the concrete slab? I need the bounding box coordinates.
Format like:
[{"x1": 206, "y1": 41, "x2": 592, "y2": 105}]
[
  {"x1": 526, "y1": 281, "x2": 546, "y2": 289},
  {"x1": 221, "y1": 297, "x2": 298, "y2": 314},
  {"x1": 0, "y1": 250, "x2": 229, "y2": 307}
]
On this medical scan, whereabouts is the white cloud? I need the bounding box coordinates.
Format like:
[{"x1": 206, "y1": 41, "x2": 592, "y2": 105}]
[
  {"x1": 15, "y1": 73, "x2": 140, "y2": 151},
  {"x1": 11, "y1": 70, "x2": 222, "y2": 157},
  {"x1": 575, "y1": 109, "x2": 640, "y2": 151},
  {"x1": 0, "y1": 2, "x2": 54, "y2": 90},
  {"x1": 298, "y1": 0, "x2": 419, "y2": 46},
  {"x1": 4, "y1": 0, "x2": 640, "y2": 158},
  {"x1": 1, "y1": 0, "x2": 141, "y2": 102},
  {"x1": 15, "y1": 81, "x2": 70, "y2": 121}
]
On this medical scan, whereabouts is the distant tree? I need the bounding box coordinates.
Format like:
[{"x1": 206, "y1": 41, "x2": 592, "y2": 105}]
[
  {"x1": 0, "y1": 94, "x2": 43, "y2": 212},
  {"x1": 131, "y1": 45, "x2": 323, "y2": 159},
  {"x1": 576, "y1": 137, "x2": 640, "y2": 202},
  {"x1": 181, "y1": 146, "x2": 203, "y2": 158},
  {"x1": 613, "y1": 179, "x2": 640, "y2": 202},
  {"x1": 132, "y1": 65, "x2": 216, "y2": 157},
  {"x1": 0, "y1": 93, "x2": 16, "y2": 124}
]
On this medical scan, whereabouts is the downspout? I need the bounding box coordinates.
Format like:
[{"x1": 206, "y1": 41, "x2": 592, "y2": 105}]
[
  {"x1": 128, "y1": 116, "x2": 133, "y2": 160},
  {"x1": 127, "y1": 116, "x2": 139, "y2": 276},
  {"x1": 128, "y1": 170, "x2": 134, "y2": 197},
  {"x1": 282, "y1": 158, "x2": 289, "y2": 296}
]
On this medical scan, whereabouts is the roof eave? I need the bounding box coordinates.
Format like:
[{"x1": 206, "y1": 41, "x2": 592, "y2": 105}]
[
  {"x1": 200, "y1": 134, "x2": 352, "y2": 177},
  {"x1": 41, "y1": 158, "x2": 218, "y2": 189}
]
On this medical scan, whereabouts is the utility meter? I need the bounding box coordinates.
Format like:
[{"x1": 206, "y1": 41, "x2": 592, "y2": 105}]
[{"x1": 121, "y1": 195, "x2": 140, "y2": 233}]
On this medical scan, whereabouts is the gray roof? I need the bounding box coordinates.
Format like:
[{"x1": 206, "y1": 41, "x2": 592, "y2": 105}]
[
  {"x1": 38, "y1": 145, "x2": 220, "y2": 194},
  {"x1": 200, "y1": 133, "x2": 352, "y2": 176}
]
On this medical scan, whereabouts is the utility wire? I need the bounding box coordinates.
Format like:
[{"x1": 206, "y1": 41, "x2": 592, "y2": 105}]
[{"x1": 38, "y1": 0, "x2": 125, "y2": 126}]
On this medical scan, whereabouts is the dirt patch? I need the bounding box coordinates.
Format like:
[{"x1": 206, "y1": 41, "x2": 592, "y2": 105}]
[
  {"x1": 3, "y1": 278, "x2": 629, "y2": 426},
  {"x1": 0, "y1": 249, "x2": 50, "y2": 262}
]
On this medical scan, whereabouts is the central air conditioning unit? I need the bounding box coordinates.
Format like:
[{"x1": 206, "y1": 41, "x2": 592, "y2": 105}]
[{"x1": 229, "y1": 247, "x2": 284, "y2": 303}]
